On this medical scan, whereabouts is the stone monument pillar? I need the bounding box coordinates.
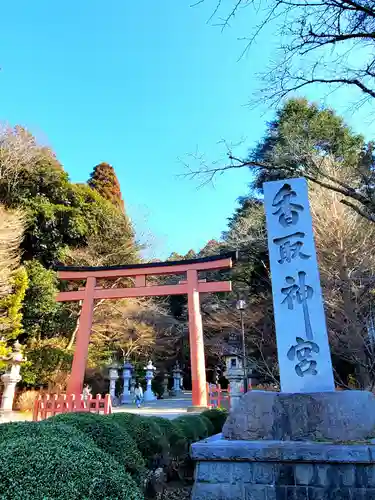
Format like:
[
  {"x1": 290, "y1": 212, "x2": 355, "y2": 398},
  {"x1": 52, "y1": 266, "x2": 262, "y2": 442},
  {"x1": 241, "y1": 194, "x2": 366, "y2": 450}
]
[
  {"x1": 172, "y1": 361, "x2": 182, "y2": 395},
  {"x1": 191, "y1": 178, "x2": 375, "y2": 500},
  {"x1": 1, "y1": 341, "x2": 24, "y2": 412},
  {"x1": 108, "y1": 362, "x2": 120, "y2": 406},
  {"x1": 144, "y1": 360, "x2": 156, "y2": 402},
  {"x1": 121, "y1": 360, "x2": 133, "y2": 404}
]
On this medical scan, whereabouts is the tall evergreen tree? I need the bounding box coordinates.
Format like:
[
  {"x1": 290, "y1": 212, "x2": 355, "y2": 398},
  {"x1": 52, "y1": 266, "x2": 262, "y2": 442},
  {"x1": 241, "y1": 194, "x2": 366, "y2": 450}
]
[
  {"x1": 88, "y1": 162, "x2": 125, "y2": 212},
  {"x1": 250, "y1": 98, "x2": 364, "y2": 191}
]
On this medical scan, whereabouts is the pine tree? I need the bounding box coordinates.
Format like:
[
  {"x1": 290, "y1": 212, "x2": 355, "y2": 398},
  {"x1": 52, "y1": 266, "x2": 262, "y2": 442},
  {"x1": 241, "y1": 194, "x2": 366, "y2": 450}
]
[{"x1": 88, "y1": 162, "x2": 125, "y2": 211}]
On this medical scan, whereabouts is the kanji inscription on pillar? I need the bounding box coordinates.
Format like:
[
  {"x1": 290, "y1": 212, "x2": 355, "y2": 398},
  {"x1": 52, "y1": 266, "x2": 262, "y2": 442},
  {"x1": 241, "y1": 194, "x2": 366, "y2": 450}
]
[{"x1": 264, "y1": 177, "x2": 335, "y2": 393}]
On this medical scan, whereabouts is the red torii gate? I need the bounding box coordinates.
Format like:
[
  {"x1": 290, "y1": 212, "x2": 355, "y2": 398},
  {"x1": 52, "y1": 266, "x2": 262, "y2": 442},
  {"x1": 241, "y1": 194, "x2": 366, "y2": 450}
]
[{"x1": 56, "y1": 252, "x2": 236, "y2": 408}]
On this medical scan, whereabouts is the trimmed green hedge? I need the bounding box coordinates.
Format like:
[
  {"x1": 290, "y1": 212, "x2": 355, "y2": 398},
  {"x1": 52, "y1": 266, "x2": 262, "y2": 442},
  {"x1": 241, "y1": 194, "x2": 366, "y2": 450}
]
[
  {"x1": 0, "y1": 409, "x2": 228, "y2": 498},
  {"x1": 109, "y1": 411, "x2": 137, "y2": 428},
  {"x1": 147, "y1": 416, "x2": 187, "y2": 458},
  {"x1": 200, "y1": 414, "x2": 215, "y2": 436},
  {"x1": 110, "y1": 413, "x2": 169, "y2": 467},
  {"x1": 0, "y1": 434, "x2": 143, "y2": 500},
  {"x1": 174, "y1": 414, "x2": 212, "y2": 444},
  {"x1": 201, "y1": 408, "x2": 229, "y2": 434},
  {"x1": 0, "y1": 420, "x2": 93, "y2": 446},
  {"x1": 49, "y1": 412, "x2": 146, "y2": 479}
]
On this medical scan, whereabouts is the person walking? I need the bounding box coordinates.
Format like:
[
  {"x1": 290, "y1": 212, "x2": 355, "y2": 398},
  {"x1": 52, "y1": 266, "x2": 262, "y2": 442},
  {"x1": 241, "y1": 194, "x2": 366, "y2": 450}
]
[
  {"x1": 82, "y1": 384, "x2": 91, "y2": 408},
  {"x1": 134, "y1": 383, "x2": 143, "y2": 408}
]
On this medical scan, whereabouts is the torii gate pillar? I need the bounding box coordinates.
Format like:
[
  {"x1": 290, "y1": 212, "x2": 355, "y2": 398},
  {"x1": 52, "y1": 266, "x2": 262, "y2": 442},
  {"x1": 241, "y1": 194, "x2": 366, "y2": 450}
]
[
  {"x1": 67, "y1": 277, "x2": 96, "y2": 397},
  {"x1": 187, "y1": 269, "x2": 207, "y2": 407}
]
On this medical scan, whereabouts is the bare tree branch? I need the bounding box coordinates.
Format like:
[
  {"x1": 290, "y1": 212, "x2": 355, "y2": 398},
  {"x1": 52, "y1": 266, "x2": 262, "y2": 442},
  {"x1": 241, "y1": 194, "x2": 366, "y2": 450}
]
[{"x1": 193, "y1": 0, "x2": 375, "y2": 106}]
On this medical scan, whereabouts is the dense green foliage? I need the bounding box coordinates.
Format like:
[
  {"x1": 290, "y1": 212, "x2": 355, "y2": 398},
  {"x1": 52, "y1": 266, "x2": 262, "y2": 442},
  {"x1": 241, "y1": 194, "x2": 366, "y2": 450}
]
[
  {"x1": 0, "y1": 410, "x2": 226, "y2": 499},
  {"x1": 0, "y1": 435, "x2": 142, "y2": 500},
  {"x1": 251, "y1": 98, "x2": 364, "y2": 191},
  {"x1": 147, "y1": 416, "x2": 187, "y2": 458},
  {"x1": 22, "y1": 260, "x2": 76, "y2": 340},
  {"x1": 109, "y1": 412, "x2": 169, "y2": 467},
  {"x1": 49, "y1": 412, "x2": 146, "y2": 478},
  {"x1": 0, "y1": 126, "x2": 140, "y2": 387},
  {"x1": 201, "y1": 408, "x2": 229, "y2": 434},
  {"x1": 174, "y1": 415, "x2": 212, "y2": 443},
  {"x1": 0, "y1": 420, "x2": 92, "y2": 444},
  {"x1": 0, "y1": 267, "x2": 28, "y2": 339},
  {"x1": 21, "y1": 181, "x2": 134, "y2": 267}
]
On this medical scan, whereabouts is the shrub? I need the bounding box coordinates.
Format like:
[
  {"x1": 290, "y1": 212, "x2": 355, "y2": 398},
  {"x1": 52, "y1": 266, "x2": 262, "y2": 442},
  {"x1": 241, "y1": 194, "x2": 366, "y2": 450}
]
[
  {"x1": 49, "y1": 412, "x2": 145, "y2": 479},
  {"x1": 201, "y1": 408, "x2": 229, "y2": 434},
  {"x1": 0, "y1": 434, "x2": 143, "y2": 500},
  {"x1": 173, "y1": 415, "x2": 205, "y2": 444},
  {"x1": 109, "y1": 411, "x2": 137, "y2": 429},
  {"x1": 173, "y1": 416, "x2": 198, "y2": 443},
  {"x1": 110, "y1": 413, "x2": 168, "y2": 468},
  {"x1": 170, "y1": 415, "x2": 213, "y2": 483},
  {"x1": 0, "y1": 420, "x2": 94, "y2": 446},
  {"x1": 148, "y1": 416, "x2": 187, "y2": 458},
  {"x1": 200, "y1": 415, "x2": 215, "y2": 436}
]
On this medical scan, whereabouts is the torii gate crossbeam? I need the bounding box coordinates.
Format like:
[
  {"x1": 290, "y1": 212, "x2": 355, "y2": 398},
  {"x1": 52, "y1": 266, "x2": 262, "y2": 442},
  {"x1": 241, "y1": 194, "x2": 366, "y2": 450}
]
[{"x1": 56, "y1": 252, "x2": 236, "y2": 408}]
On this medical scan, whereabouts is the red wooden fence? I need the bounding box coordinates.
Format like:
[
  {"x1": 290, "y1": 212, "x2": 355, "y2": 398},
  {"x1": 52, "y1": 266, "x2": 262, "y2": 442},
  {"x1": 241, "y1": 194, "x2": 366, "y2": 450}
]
[
  {"x1": 206, "y1": 382, "x2": 252, "y2": 409},
  {"x1": 206, "y1": 383, "x2": 230, "y2": 409},
  {"x1": 33, "y1": 393, "x2": 112, "y2": 421}
]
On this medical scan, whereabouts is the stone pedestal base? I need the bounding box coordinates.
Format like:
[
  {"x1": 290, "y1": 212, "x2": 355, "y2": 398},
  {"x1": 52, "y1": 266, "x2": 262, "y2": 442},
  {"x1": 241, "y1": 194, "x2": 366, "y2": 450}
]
[
  {"x1": 223, "y1": 390, "x2": 375, "y2": 441},
  {"x1": 191, "y1": 391, "x2": 375, "y2": 499},
  {"x1": 120, "y1": 393, "x2": 133, "y2": 404},
  {"x1": 144, "y1": 389, "x2": 156, "y2": 402},
  {"x1": 1, "y1": 379, "x2": 19, "y2": 412},
  {"x1": 192, "y1": 435, "x2": 375, "y2": 499},
  {"x1": 111, "y1": 396, "x2": 120, "y2": 407}
]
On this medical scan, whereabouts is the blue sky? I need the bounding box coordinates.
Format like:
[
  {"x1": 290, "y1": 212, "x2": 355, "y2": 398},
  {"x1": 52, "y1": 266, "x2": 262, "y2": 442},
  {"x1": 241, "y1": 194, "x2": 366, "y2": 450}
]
[{"x1": 0, "y1": 1, "x2": 373, "y2": 259}]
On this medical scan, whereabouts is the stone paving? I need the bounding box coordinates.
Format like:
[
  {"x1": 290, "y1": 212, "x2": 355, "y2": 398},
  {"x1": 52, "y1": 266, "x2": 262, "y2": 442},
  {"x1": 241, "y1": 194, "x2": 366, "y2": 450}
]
[
  {"x1": 0, "y1": 392, "x2": 194, "y2": 424},
  {"x1": 113, "y1": 392, "x2": 195, "y2": 420}
]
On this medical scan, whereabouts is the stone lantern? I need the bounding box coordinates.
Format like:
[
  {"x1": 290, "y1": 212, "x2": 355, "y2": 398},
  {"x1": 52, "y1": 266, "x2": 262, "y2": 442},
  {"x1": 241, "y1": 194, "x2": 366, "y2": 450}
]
[
  {"x1": 162, "y1": 372, "x2": 169, "y2": 399},
  {"x1": 172, "y1": 361, "x2": 183, "y2": 395},
  {"x1": 144, "y1": 360, "x2": 156, "y2": 402},
  {"x1": 222, "y1": 333, "x2": 245, "y2": 410},
  {"x1": 108, "y1": 360, "x2": 120, "y2": 406},
  {"x1": 130, "y1": 377, "x2": 136, "y2": 399},
  {"x1": 1, "y1": 341, "x2": 24, "y2": 412},
  {"x1": 121, "y1": 360, "x2": 134, "y2": 404}
]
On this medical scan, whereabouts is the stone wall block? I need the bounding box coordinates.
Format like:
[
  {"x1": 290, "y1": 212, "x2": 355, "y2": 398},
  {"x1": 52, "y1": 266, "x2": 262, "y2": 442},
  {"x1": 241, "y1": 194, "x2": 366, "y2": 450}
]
[
  {"x1": 285, "y1": 486, "x2": 307, "y2": 499},
  {"x1": 243, "y1": 485, "x2": 271, "y2": 500},
  {"x1": 232, "y1": 463, "x2": 254, "y2": 483},
  {"x1": 252, "y1": 463, "x2": 276, "y2": 484},
  {"x1": 312, "y1": 464, "x2": 329, "y2": 487},
  {"x1": 356, "y1": 465, "x2": 375, "y2": 488},
  {"x1": 294, "y1": 463, "x2": 314, "y2": 485},
  {"x1": 331, "y1": 465, "x2": 356, "y2": 487},
  {"x1": 192, "y1": 483, "x2": 243, "y2": 500},
  {"x1": 325, "y1": 487, "x2": 357, "y2": 500},
  {"x1": 275, "y1": 464, "x2": 295, "y2": 486},
  {"x1": 195, "y1": 462, "x2": 231, "y2": 483}
]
